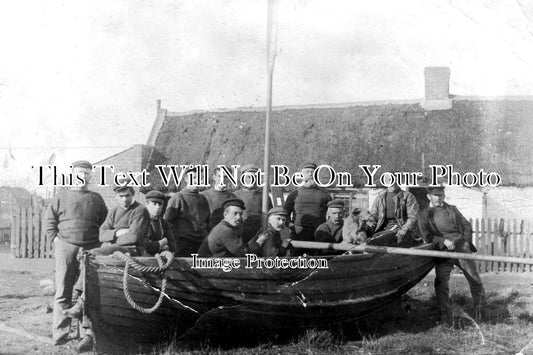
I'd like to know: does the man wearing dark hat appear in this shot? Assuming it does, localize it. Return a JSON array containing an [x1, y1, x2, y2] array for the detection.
[[165, 166, 210, 257], [251, 206, 291, 257], [234, 164, 273, 243], [201, 166, 237, 230], [198, 198, 266, 257], [284, 163, 332, 243], [97, 182, 150, 255], [143, 190, 176, 255], [44, 160, 107, 347], [418, 186, 486, 324], [314, 199, 345, 243], [367, 182, 419, 244]]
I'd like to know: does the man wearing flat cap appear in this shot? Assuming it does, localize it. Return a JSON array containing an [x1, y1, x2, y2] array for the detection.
[[201, 166, 237, 230], [250, 207, 291, 257], [234, 164, 273, 243], [314, 199, 345, 244], [284, 163, 332, 244], [367, 182, 419, 244], [165, 166, 210, 257], [143, 190, 176, 256], [44, 160, 107, 347], [97, 180, 150, 255], [198, 198, 267, 257], [418, 185, 486, 324]]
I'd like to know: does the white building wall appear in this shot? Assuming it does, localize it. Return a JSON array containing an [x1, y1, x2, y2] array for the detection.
[[441, 186, 484, 221], [485, 187, 533, 221]]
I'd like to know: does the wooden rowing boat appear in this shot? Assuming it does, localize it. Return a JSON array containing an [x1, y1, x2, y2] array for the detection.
[[84, 241, 436, 349]]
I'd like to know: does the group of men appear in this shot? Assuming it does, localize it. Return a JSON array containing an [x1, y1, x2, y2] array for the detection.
[[46, 160, 486, 351], [46, 162, 277, 351]]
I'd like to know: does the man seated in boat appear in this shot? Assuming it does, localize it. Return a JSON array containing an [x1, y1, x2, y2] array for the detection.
[[418, 185, 486, 324], [197, 198, 267, 257], [314, 199, 345, 244], [284, 163, 332, 244], [366, 182, 419, 246], [201, 166, 238, 231], [143, 190, 177, 256], [94, 182, 151, 256], [164, 166, 210, 256], [249, 206, 291, 257], [234, 164, 273, 243]]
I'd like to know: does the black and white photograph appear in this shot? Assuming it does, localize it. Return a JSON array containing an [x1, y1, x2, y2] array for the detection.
[[1, 1, 533, 354]]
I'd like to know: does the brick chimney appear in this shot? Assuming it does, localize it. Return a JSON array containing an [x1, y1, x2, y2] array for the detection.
[[422, 67, 452, 110]]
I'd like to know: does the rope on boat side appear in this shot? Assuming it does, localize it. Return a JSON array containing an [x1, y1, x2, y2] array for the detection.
[[113, 251, 174, 314], [113, 250, 174, 273]]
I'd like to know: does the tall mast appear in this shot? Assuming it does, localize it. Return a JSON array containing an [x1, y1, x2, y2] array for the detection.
[[262, 0, 278, 229]]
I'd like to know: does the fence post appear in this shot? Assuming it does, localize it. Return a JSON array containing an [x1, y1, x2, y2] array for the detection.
[[474, 219, 481, 272], [480, 218, 486, 273]]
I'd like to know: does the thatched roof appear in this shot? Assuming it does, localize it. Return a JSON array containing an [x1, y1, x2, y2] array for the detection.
[[148, 97, 533, 190]]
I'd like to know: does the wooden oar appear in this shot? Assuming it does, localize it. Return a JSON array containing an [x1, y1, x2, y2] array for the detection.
[[290, 240, 533, 265]]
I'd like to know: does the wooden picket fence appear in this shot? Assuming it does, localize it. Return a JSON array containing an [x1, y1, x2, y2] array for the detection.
[[10, 198, 51, 258], [471, 218, 533, 273]]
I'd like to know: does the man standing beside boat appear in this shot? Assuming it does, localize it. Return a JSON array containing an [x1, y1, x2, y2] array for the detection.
[[234, 164, 273, 243], [367, 182, 419, 245], [165, 167, 210, 256], [418, 186, 486, 325], [284, 163, 332, 243], [44, 160, 107, 347], [198, 198, 267, 257]]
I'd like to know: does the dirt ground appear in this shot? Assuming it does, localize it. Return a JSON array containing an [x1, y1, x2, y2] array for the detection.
[[1, 250, 533, 355]]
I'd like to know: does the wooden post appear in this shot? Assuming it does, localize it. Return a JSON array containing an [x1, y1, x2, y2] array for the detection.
[[39, 207, 45, 258], [14, 207, 21, 258], [494, 219, 501, 272], [20, 207, 27, 258], [32, 196, 40, 258], [528, 221, 533, 272], [512, 219, 518, 272], [27, 205, 34, 258], [474, 219, 481, 272], [479, 218, 485, 273]]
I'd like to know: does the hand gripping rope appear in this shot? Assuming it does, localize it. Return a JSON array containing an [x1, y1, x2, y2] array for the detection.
[[113, 251, 174, 314]]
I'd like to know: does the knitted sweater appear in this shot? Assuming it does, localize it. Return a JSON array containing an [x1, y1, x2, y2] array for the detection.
[[99, 201, 150, 246], [44, 190, 108, 246], [284, 186, 332, 227]]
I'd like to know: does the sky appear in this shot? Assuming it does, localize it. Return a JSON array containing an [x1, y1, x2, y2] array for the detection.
[[1, 0, 533, 194]]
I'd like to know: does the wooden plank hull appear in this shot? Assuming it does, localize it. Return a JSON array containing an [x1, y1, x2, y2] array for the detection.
[[85, 244, 435, 346]]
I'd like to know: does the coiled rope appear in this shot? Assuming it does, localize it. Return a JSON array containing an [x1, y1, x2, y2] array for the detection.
[[113, 251, 174, 314]]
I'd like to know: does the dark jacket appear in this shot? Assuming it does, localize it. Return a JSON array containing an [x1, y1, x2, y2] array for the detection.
[[197, 220, 262, 257], [250, 226, 288, 257], [418, 202, 474, 250], [164, 189, 210, 242], [314, 220, 343, 243], [143, 217, 177, 255], [369, 190, 419, 234]]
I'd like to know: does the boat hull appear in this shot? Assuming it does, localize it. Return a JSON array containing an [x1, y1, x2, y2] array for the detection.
[[85, 244, 435, 345]]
